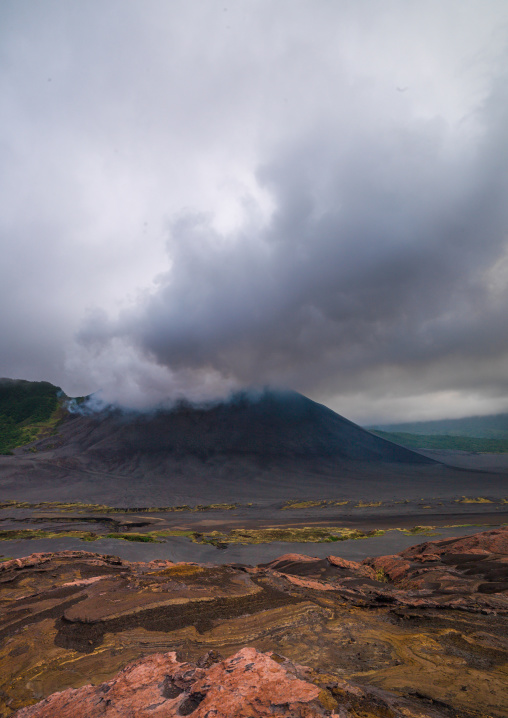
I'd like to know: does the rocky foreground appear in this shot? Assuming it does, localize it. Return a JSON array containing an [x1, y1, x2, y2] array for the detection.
[[1, 528, 507, 717]]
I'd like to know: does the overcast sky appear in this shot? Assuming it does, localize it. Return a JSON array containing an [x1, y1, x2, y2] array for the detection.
[[1, 0, 508, 423]]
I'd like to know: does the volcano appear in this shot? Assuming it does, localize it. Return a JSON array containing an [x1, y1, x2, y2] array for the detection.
[[0, 388, 503, 506], [56, 390, 433, 463]]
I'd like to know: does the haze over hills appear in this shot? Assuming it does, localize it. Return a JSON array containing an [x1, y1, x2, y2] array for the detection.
[[0, 378, 507, 506], [368, 412, 508, 454], [369, 413, 508, 438]]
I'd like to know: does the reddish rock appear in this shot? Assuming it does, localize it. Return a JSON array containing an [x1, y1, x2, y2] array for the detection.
[[262, 554, 325, 570], [0, 550, 125, 575], [266, 553, 319, 563], [410, 553, 441, 563], [12, 646, 454, 718], [272, 570, 336, 591], [400, 527, 508, 559], [353, 527, 508, 607], [327, 555, 362, 570], [252, 529, 508, 612], [142, 559, 200, 571], [14, 648, 329, 718], [61, 575, 108, 588], [327, 555, 376, 578], [364, 555, 412, 582]]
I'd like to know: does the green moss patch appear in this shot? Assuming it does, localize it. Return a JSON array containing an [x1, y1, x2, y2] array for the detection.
[[177, 526, 386, 546], [104, 532, 160, 543], [281, 499, 349, 510], [398, 526, 439, 536], [455, 496, 493, 504], [0, 529, 99, 541], [0, 500, 239, 513]]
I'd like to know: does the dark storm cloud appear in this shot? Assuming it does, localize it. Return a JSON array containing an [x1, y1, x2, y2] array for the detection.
[[80, 72, 508, 410]]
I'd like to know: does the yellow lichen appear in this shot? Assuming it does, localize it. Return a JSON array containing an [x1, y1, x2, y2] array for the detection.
[[455, 496, 493, 504]]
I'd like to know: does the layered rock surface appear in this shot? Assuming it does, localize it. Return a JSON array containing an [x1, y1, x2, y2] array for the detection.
[[1, 529, 507, 717]]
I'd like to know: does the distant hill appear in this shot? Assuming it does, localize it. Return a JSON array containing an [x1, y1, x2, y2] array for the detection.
[[370, 430, 508, 453], [368, 413, 508, 438], [367, 412, 508, 453], [0, 379, 63, 454]]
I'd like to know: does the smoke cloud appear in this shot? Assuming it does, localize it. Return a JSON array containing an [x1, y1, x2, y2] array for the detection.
[[78, 74, 508, 418]]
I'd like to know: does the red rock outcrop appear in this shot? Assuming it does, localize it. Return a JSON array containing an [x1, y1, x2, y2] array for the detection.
[[255, 528, 508, 612], [13, 648, 324, 717], [363, 554, 412, 582], [327, 555, 375, 578], [0, 550, 125, 574], [13, 646, 451, 718], [400, 526, 508, 558], [359, 527, 508, 603]]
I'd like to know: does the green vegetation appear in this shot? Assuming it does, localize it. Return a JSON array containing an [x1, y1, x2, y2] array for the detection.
[[282, 500, 328, 510], [0, 528, 166, 543], [0, 500, 239, 513], [281, 499, 349, 510], [442, 523, 487, 528], [177, 526, 386, 545], [398, 525, 439, 536], [0, 520, 500, 547], [105, 532, 160, 542], [0, 525, 387, 545], [0, 379, 63, 454], [0, 529, 98, 541], [371, 430, 508, 453]]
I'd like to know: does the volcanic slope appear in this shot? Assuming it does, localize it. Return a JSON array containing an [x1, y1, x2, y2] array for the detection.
[[0, 390, 504, 505]]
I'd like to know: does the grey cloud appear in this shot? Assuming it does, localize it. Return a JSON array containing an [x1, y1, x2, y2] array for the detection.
[[79, 71, 508, 409]]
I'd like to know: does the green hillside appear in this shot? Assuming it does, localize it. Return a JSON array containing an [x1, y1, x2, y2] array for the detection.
[[368, 410, 508, 453], [0, 379, 64, 454], [369, 413, 508, 439], [372, 430, 508, 453]]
